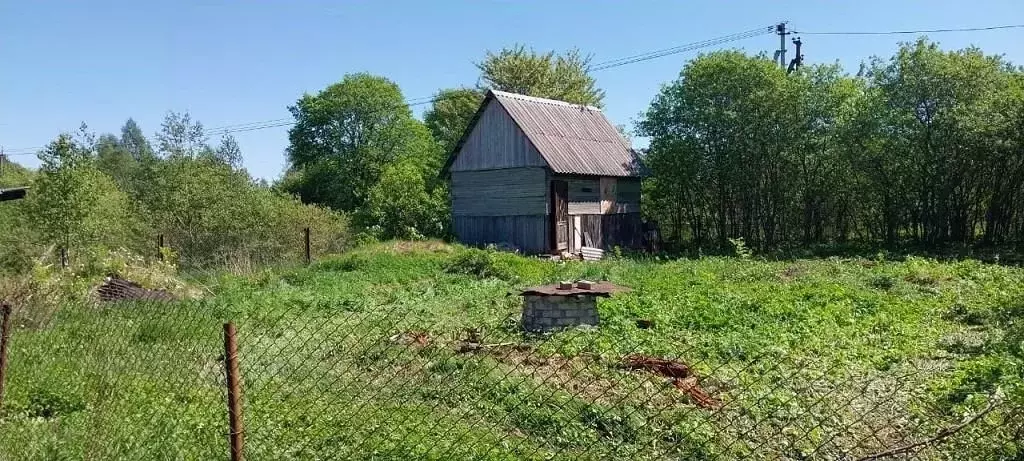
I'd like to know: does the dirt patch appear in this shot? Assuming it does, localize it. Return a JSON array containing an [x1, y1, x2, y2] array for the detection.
[[390, 330, 431, 347], [622, 354, 720, 409], [779, 265, 808, 282], [390, 241, 452, 254]]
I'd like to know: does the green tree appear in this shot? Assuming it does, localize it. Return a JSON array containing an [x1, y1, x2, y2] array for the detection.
[[638, 51, 802, 248], [423, 87, 483, 153], [0, 159, 37, 271], [215, 134, 243, 168], [27, 133, 142, 263], [121, 118, 154, 162], [285, 73, 442, 212], [156, 111, 208, 159], [359, 159, 448, 240], [476, 45, 604, 107], [95, 133, 137, 191]]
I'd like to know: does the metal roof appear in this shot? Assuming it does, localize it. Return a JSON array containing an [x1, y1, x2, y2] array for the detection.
[[442, 90, 644, 177], [0, 186, 28, 202], [520, 281, 630, 297]]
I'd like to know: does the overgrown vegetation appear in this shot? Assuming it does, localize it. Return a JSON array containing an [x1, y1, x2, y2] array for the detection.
[[1, 35, 1022, 460], [0, 242, 1020, 459], [0, 116, 348, 272], [640, 39, 1024, 250]]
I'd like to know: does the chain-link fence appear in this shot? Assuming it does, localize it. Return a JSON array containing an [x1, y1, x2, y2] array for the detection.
[[0, 248, 1022, 460]]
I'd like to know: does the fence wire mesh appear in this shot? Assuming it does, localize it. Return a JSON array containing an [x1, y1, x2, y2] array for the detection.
[[0, 244, 1021, 460]]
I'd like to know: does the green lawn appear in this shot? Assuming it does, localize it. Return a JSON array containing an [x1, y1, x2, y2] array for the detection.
[[1, 241, 1022, 460]]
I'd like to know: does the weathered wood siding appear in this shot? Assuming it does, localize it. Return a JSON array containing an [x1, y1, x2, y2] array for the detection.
[[451, 168, 547, 217], [551, 176, 601, 215], [449, 100, 546, 172], [452, 215, 548, 254], [577, 213, 643, 249], [611, 178, 641, 213]]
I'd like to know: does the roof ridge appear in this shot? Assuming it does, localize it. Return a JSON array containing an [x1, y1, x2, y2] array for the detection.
[[489, 90, 602, 112]]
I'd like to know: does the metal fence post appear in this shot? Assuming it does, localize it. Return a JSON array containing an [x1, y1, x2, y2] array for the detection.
[[158, 234, 165, 262], [304, 227, 311, 265], [59, 248, 68, 269], [0, 302, 12, 411], [223, 322, 245, 461]]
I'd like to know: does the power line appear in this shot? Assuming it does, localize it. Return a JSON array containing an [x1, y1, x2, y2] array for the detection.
[[5, 24, 782, 149], [793, 23, 1024, 36], [589, 25, 776, 71]]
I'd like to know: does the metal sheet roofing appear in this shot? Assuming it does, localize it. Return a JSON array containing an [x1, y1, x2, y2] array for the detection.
[[490, 91, 643, 177], [441, 90, 643, 177]]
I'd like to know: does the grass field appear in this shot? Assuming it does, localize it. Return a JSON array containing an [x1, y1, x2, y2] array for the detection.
[[0, 241, 1022, 460]]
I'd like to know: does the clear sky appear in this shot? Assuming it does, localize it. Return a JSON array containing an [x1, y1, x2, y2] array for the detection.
[[2, 1, 1022, 180]]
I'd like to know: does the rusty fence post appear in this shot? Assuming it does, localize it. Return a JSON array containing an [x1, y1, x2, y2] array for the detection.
[[0, 302, 12, 411], [304, 227, 311, 265], [223, 322, 245, 461]]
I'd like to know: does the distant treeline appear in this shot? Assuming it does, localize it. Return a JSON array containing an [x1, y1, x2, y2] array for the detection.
[[3, 39, 1021, 273], [639, 39, 1024, 250]]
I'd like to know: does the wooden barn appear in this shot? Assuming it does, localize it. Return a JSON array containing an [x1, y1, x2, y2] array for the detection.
[[441, 90, 644, 255]]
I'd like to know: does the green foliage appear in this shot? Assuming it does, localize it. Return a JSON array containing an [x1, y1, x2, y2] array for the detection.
[[26, 133, 148, 263], [284, 73, 448, 239], [476, 45, 604, 107], [144, 156, 349, 268], [0, 160, 37, 271], [359, 159, 448, 240], [639, 40, 1024, 249], [443, 247, 513, 280], [423, 87, 484, 153], [4, 243, 1022, 459], [285, 74, 435, 211], [728, 237, 752, 259]]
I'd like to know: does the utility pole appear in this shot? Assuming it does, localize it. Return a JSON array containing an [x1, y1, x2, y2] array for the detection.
[[787, 37, 804, 74], [775, 23, 789, 69], [0, 146, 5, 177]]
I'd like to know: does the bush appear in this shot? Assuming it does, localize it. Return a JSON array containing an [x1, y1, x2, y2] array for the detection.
[[443, 248, 513, 280]]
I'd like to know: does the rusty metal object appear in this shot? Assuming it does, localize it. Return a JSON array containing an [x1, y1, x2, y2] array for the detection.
[[223, 322, 245, 461], [521, 281, 629, 297], [0, 302, 11, 411], [96, 277, 176, 303], [304, 227, 311, 265], [623, 354, 720, 409]]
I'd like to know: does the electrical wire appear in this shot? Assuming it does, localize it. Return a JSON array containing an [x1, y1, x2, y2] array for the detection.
[[793, 23, 1024, 35], [4, 24, 779, 150], [588, 25, 777, 71]]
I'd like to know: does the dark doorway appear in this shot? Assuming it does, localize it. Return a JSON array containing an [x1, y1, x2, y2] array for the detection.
[[550, 180, 569, 253]]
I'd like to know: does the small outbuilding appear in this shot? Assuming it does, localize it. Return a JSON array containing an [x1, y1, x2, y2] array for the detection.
[[441, 90, 645, 255]]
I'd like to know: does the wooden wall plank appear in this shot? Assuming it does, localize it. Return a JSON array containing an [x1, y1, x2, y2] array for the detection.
[[450, 101, 547, 172], [452, 215, 549, 253]]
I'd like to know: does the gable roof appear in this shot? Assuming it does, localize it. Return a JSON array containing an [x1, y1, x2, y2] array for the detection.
[[442, 90, 643, 177]]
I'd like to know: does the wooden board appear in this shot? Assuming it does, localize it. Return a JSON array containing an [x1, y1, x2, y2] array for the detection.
[[551, 180, 569, 252], [581, 246, 604, 261]]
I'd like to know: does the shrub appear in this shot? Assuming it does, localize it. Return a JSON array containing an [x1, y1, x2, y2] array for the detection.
[[443, 248, 512, 280]]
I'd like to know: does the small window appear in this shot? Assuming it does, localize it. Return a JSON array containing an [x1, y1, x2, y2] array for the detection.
[[581, 187, 593, 193]]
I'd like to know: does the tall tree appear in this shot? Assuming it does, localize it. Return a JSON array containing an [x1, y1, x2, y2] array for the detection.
[[121, 118, 155, 162], [95, 133, 137, 191], [638, 51, 802, 248], [423, 88, 484, 153], [215, 134, 243, 168], [285, 73, 441, 212], [476, 45, 604, 107], [157, 111, 208, 159], [28, 133, 141, 261]]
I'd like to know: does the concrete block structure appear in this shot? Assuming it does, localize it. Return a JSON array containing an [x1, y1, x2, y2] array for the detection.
[[519, 281, 629, 332]]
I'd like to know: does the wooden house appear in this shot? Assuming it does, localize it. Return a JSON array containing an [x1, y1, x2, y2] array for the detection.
[[441, 90, 644, 254]]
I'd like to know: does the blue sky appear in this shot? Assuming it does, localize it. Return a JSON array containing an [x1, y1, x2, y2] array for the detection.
[[2, 1, 1022, 180]]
